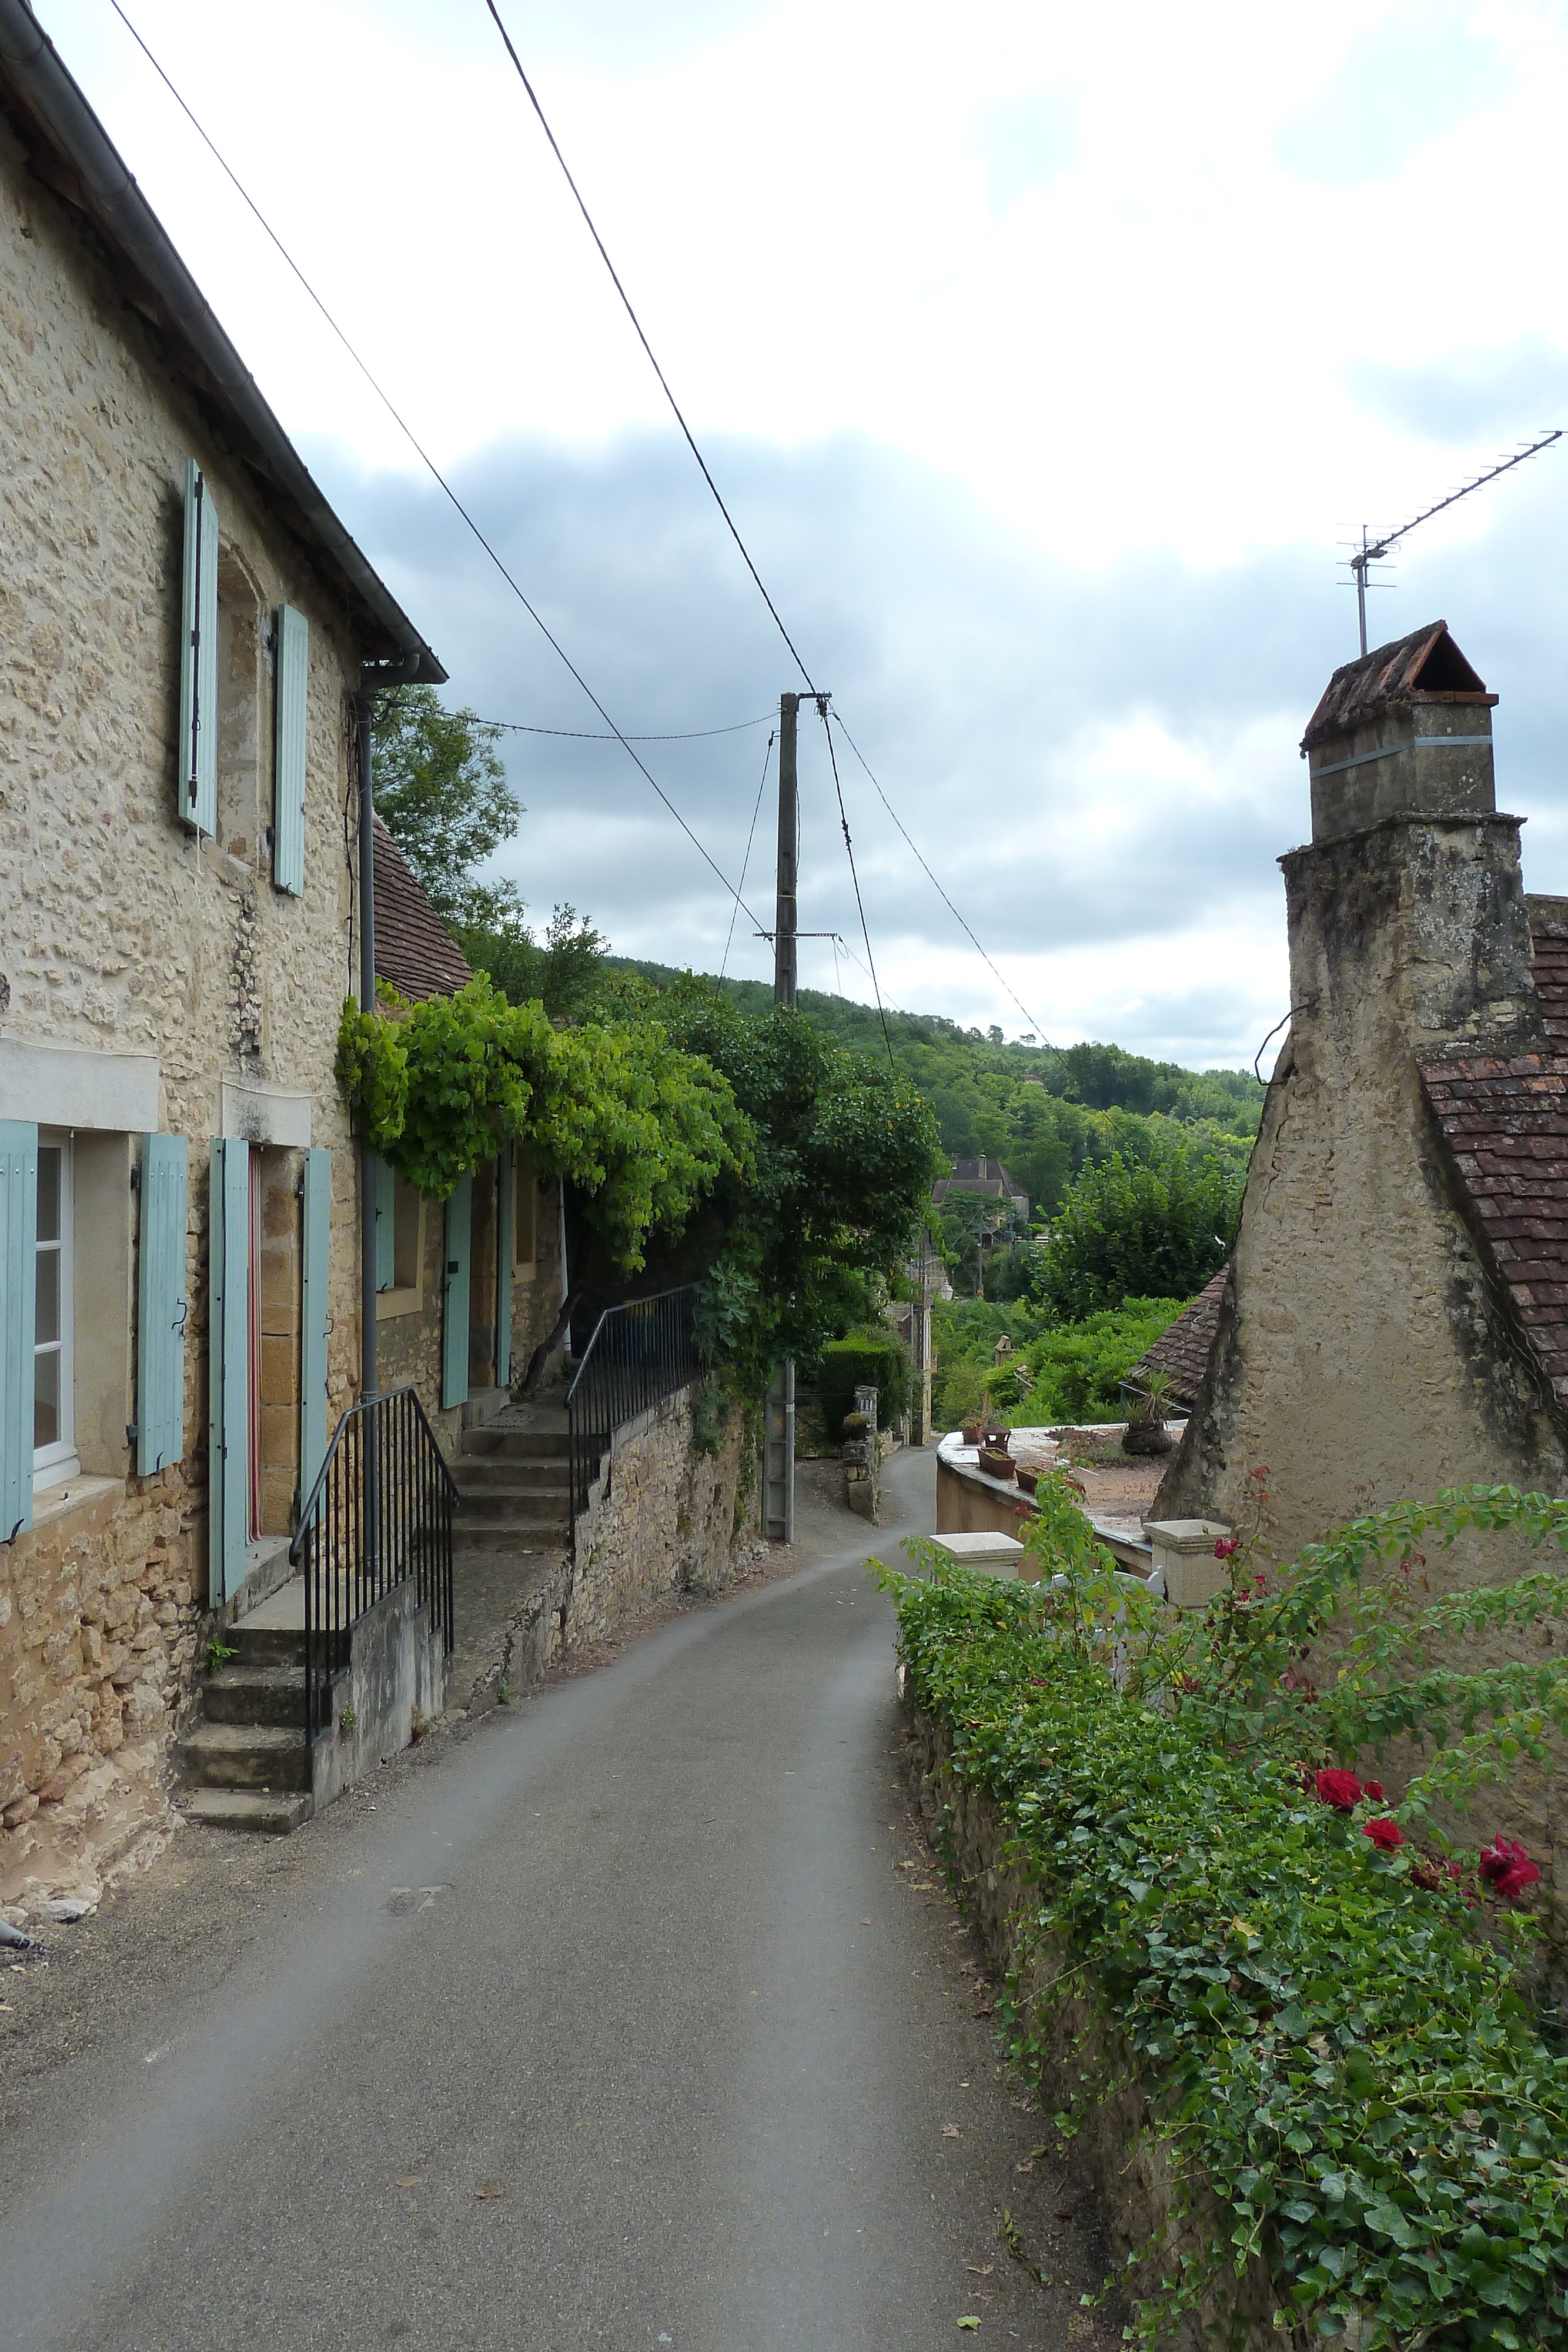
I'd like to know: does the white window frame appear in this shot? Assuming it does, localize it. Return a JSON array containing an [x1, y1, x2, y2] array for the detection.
[[34, 1128, 79, 1490]]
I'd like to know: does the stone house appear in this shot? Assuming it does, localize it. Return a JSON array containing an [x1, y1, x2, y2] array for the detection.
[[1155, 619, 1568, 1930], [0, 13, 491, 1902], [368, 813, 567, 1445]]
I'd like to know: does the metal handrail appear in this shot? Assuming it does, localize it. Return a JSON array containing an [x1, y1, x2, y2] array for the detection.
[[564, 1286, 700, 1534], [289, 1384, 459, 1742]]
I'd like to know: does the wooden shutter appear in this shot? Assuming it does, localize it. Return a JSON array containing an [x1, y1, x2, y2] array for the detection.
[[136, 1134, 189, 1476], [272, 603, 308, 895], [375, 1157, 395, 1292], [177, 459, 219, 834], [495, 1144, 513, 1390], [208, 1138, 249, 1603], [442, 1175, 472, 1409], [300, 1147, 330, 1506], [0, 1122, 38, 1542]]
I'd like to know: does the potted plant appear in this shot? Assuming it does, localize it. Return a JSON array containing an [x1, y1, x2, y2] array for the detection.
[[1122, 1370, 1175, 1456]]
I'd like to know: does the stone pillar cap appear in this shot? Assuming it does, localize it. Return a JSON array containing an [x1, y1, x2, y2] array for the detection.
[[1144, 1517, 1232, 1553]]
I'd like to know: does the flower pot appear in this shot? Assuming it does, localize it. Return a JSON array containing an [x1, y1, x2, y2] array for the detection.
[[979, 1446, 1016, 1482], [961, 1423, 984, 1446], [1015, 1466, 1039, 1496]]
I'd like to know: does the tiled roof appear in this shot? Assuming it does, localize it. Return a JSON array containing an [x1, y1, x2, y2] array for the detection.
[[1417, 902, 1568, 1399], [1300, 620, 1493, 753], [1124, 1267, 1229, 1412], [372, 815, 473, 1002]]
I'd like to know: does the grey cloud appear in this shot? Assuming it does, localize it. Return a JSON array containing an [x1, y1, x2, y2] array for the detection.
[[1348, 341, 1568, 447], [307, 422, 1568, 1055]]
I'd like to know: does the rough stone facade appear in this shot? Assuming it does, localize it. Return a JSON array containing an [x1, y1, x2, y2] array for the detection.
[[567, 1388, 758, 1645], [1155, 797, 1568, 1941], [0, 108, 402, 1904]]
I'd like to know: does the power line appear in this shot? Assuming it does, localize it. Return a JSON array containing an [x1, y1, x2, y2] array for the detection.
[[831, 712, 1049, 1042], [106, 0, 764, 934], [722, 731, 774, 980], [484, 1, 818, 697], [817, 701, 894, 1072], [477, 711, 774, 743]]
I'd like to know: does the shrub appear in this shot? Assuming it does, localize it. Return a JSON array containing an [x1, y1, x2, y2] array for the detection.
[[881, 1478, 1568, 2350], [818, 1331, 911, 1436], [1038, 1147, 1242, 1319], [1000, 1295, 1190, 1425]]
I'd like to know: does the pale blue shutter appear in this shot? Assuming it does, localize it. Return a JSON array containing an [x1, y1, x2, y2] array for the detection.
[[136, 1134, 189, 1476], [208, 1138, 249, 1603], [0, 1122, 38, 1542], [442, 1175, 472, 1409], [375, 1157, 395, 1291], [300, 1147, 330, 1506], [495, 1145, 513, 1389], [177, 459, 219, 834], [272, 603, 308, 895]]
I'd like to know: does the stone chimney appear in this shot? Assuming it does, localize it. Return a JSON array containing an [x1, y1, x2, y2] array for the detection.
[[1302, 619, 1497, 843], [1286, 622, 1537, 1055]]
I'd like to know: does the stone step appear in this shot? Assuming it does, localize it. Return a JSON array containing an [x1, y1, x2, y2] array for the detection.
[[181, 1722, 312, 1793], [200, 1663, 305, 1729], [452, 1530, 571, 1562], [455, 1491, 571, 1527], [227, 1620, 307, 1669], [460, 1425, 567, 1460], [452, 1455, 569, 1492], [183, 1788, 314, 1836]]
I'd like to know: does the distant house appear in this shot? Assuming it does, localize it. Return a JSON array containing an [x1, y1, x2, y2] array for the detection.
[[931, 1156, 1030, 1223]]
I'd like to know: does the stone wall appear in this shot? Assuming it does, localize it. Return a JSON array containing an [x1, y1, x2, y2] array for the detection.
[[0, 116, 376, 1906], [566, 1388, 758, 1649], [903, 1705, 1291, 2352]]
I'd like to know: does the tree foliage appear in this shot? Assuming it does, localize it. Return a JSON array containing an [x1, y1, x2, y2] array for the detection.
[[372, 687, 521, 931], [1038, 1145, 1242, 1318]]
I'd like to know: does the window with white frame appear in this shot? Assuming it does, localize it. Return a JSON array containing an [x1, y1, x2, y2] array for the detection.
[[34, 1131, 78, 1488]]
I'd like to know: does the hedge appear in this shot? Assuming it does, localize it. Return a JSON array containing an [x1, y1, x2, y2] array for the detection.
[[883, 1479, 1568, 2350], [819, 1332, 911, 1437]]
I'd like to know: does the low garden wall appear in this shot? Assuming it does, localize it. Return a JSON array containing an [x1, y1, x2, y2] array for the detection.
[[887, 1483, 1568, 2351]]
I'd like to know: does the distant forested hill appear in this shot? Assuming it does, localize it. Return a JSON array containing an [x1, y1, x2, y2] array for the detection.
[[605, 958, 1264, 1219]]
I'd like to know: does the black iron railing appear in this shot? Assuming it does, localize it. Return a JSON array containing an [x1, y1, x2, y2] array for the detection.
[[565, 1287, 700, 1533], [289, 1385, 458, 1740]]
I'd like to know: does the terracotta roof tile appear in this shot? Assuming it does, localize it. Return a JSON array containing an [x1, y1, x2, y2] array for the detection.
[[1123, 1266, 1229, 1413], [372, 814, 473, 1002], [1416, 902, 1568, 1394], [1299, 620, 1495, 752]]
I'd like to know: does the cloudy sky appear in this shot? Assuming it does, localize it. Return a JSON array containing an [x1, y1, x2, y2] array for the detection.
[[41, 0, 1568, 1067]]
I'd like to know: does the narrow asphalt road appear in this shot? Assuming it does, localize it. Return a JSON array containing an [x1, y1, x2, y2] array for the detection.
[[1, 1451, 1114, 2352]]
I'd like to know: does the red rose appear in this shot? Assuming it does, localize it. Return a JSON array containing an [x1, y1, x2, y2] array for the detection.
[[1362, 1818, 1403, 1851], [1213, 1536, 1239, 1559], [1479, 1836, 1542, 1902], [1364, 1780, 1384, 1801], [1315, 1768, 1362, 1810]]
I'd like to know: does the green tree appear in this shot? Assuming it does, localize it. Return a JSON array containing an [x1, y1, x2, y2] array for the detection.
[[1037, 1147, 1241, 1319], [372, 686, 521, 930]]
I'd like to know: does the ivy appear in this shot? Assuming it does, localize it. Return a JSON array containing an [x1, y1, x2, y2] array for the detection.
[[881, 1479, 1568, 2350], [335, 978, 749, 1271]]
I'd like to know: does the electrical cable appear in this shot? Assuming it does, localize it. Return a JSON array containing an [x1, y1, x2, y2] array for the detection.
[[478, 712, 773, 743], [830, 711, 1049, 1043], [722, 731, 774, 981], [483, 0, 818, 697], [106, 0, 764, 934], [817, 700, 894, 1073]]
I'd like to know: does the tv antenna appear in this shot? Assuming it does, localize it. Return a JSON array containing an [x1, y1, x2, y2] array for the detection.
[[1344, 428, 1562, 656]]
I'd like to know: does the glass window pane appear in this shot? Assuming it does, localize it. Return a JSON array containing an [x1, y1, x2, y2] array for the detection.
[[35, 1247, 59, 1345], [34, 1348, 59, 1450], [36, 1147, 61, 1245]]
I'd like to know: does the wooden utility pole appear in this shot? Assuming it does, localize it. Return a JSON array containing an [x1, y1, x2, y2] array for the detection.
[[773, 691, 799, 1008], [763, 689, 801, 1542]]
